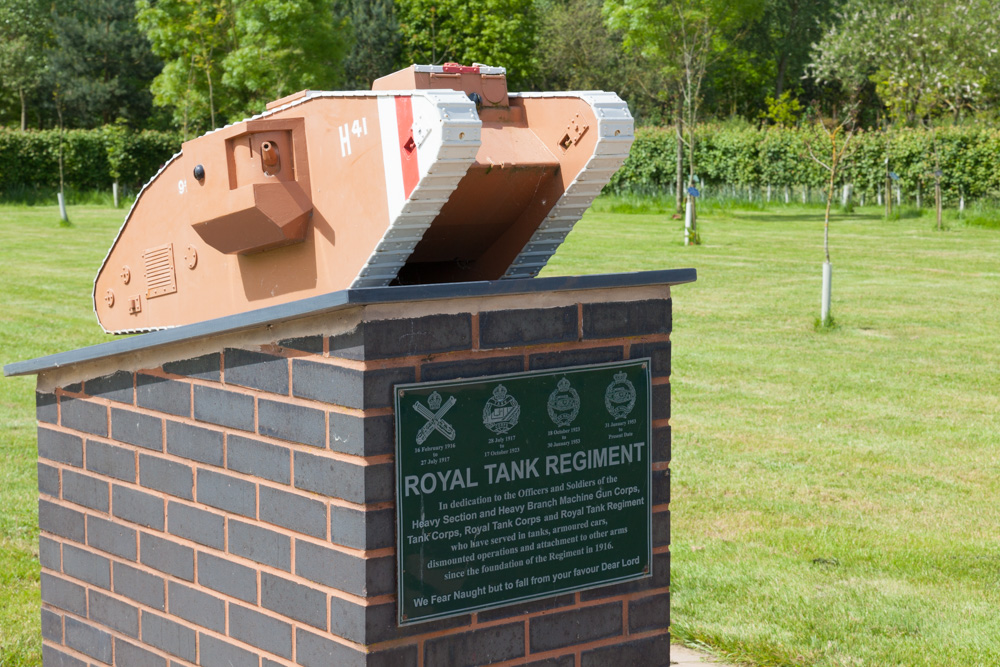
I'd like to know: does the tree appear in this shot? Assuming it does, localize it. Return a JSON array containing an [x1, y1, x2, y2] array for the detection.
[[810, 0, 1000, 125], [605, 0, 764, 218], [0, 0, 48, 130], [341, 0, 401, 89], [137, 0, 347, 136], [48, 0, 162, 128], [396, 0, 539, 89]]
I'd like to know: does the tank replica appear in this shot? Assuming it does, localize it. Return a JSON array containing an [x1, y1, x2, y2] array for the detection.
[[93, 64, 634, 333]]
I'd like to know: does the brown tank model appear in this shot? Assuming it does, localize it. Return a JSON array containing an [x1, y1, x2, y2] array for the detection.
[[93, 64, 634, 333]]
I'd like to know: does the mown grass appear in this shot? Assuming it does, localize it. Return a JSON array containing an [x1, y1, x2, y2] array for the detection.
[[1, 198, 999, 665], [544, 197, 1000, 666]]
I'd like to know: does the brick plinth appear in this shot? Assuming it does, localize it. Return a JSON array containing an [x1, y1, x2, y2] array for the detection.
[[33, 287, 672, 667]]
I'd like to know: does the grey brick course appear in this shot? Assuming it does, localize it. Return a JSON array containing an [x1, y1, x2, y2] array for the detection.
[[652, 425, 670, 461], [292, 360, 414, 409], [167, 581, 225, 633], [37, 391, 58, 424], [278, 334, 323, 354], [420, 355, 525, 383], [40, 607, 63, 641], [425, 623, 525, 666], [328, 412, 393, 457], [38, 427, 83, 467], [62, 470, 109, 512], [62, 544, 111, 589], [39, 499, 85, 543], [141, 611, 196, 662], [630, 340, 671, 376], [580, 633, 671, 667], [291, 360, 362, 407], [167, 501, 225, 549], [653, 382, 670, 420], [137, 374, 191, 417], [295, 540, 393, 597], [582, 299, 672, 339], [40, 573, 87, 616], [140, 532, 194, 582], [476, 594, 575, 622], [259, 486, 326, 538], [110, 408, 163, 451], [523, 657, 575, 667], [64, 615, 113, 663], [198, 633, 258, 667], [258, 398, 325, 447], [629, 592, 670, 632], [85, 439, 137, 481], [193, 385, 255, 431], [227, 434, 290, 484], [528, 345, 624, 370], [529, 603, 622, 652], [87, 515, 137, 560], [229, 604, 293, 658], [60, 397, 108, 436], [480, 306, 578, 348], [359, 314, 474, 359], [162, 353, 221, 381], [85, 371, 134, 405], [41, 644, 87, 667], [139, 454, 193, 500], [89, 589, 139, 637], [197, 551, 257, 603], [37, 462, 59, 498], [329, 505, 394, 550], [165, 420, 223, 465], [261, 572, 327, 629], [228, 520, 290, 570], [114, 561, 165, 610], [114, 638, 167, 667], [653, 468, 669, 505], [328, 597, 468, 644], [653, 510, 670, 547], [112, 484, 164, 530], [224, 348, 289, 394], [38, 535, 61, 570], [196, 469, 256, 518], [294, 628, 365, 667], [294, 451, 394, 504]]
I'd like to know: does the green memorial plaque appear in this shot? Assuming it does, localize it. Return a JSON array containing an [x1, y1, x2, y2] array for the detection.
[[394, 359, 652, 624]]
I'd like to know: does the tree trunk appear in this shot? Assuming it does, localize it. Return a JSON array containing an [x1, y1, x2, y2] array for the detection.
[[19, 87, 27, 132]]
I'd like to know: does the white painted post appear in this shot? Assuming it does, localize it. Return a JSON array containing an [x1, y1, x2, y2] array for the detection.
[[784, 186, 790, 204], [960, 194, 965, 212], [802, 186, 808, 204], [821, 262, 832, 324], [841, 184, 852, 206], [113, 181, 119, 208], [684, 197, 693, 246], [896, 185, 901, 206], [57, 192, 68, 222], [877, 191, 883, 206], [767, 184, 772, 202]]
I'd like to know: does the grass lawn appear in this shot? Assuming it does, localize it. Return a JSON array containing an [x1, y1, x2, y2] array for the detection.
[[2, 199, 999, 665]]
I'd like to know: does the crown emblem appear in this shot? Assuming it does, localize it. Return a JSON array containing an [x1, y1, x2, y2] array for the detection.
[[428, 391, 442, 411]]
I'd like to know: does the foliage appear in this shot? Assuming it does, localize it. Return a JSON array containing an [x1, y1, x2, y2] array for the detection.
[[396, 0, 539, 89], [0, 127, 179, 193], [341, 0, 402, 89], [0, 0, 49, 130], [761, 91, 802, 126], [136, 0, 347, 137], [810, 0, 1000, 124], [47, 0, 162, 129], [607, 123, 1000, 206]]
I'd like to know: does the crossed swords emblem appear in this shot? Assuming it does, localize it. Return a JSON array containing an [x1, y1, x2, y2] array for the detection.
[[414, 392, 457, 444]]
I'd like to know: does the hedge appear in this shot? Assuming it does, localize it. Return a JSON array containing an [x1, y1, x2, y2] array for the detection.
[[3, 124, 999, 205], [0, 127, 180, 193], [609, 124, 1000, 204]]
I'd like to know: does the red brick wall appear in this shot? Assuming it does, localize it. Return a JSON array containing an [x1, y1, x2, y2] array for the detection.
[[35, 295, 672, 667]]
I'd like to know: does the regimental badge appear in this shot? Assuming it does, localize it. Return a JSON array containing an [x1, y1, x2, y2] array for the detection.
[[413, 391, 457, 445], [604, 371, 636, 419], [547, 377, 580, 427], [482, 384, 520, 434]]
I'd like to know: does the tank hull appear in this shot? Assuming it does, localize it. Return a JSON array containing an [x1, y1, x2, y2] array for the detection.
[[93, 76, 633, 333]]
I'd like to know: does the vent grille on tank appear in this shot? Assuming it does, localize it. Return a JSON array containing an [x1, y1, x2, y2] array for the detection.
[[143, 243, 177, 299]]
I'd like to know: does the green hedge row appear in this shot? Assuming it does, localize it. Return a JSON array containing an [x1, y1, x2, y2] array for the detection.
[[0, 127, 181, 193], [609, 125, 1000, 202]]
